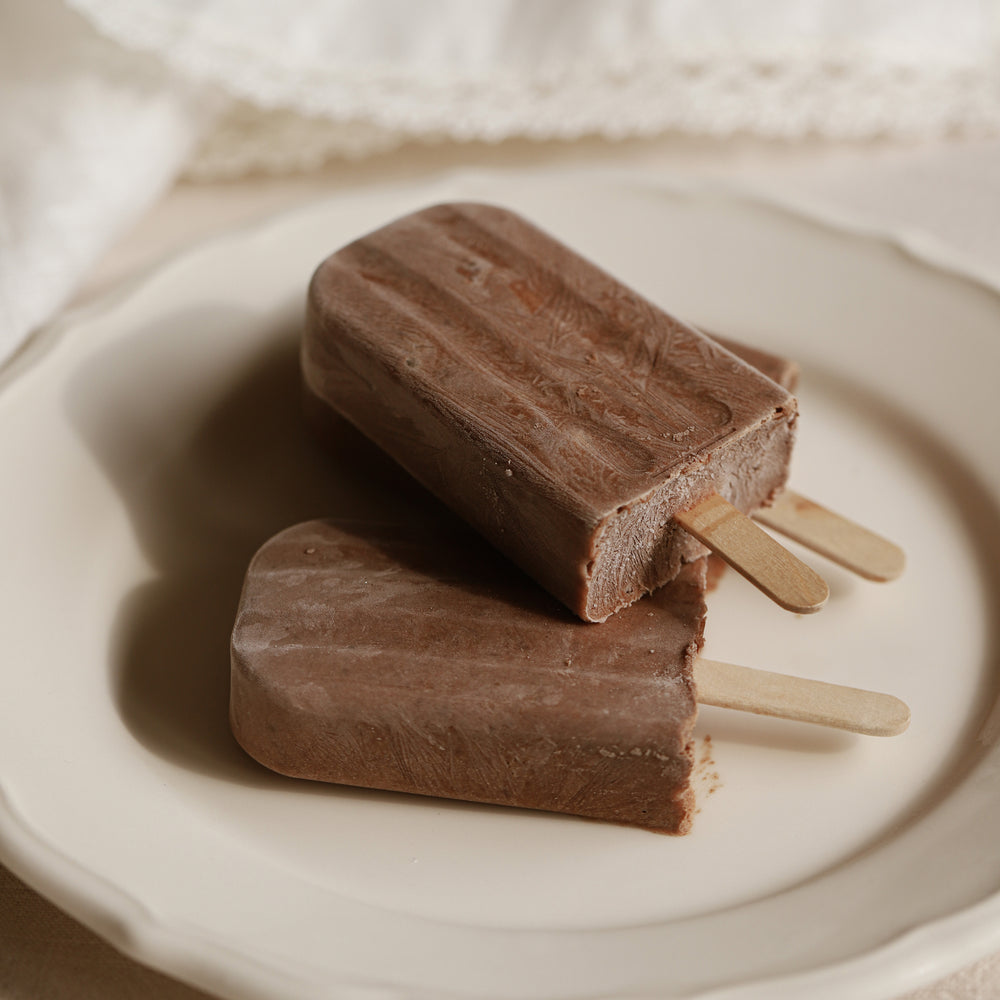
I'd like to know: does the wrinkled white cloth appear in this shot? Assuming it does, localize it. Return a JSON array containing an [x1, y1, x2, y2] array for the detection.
[[3, 0, 1000, 364], [0, 0, 216, 364]]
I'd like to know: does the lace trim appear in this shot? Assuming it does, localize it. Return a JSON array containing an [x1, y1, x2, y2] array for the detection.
[[188, 60, 1000, 179], [66, 0, 1000, 177]]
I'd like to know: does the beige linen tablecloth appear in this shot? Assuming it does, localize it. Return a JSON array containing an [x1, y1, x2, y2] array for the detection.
[[3, 134, 1000, 1000]]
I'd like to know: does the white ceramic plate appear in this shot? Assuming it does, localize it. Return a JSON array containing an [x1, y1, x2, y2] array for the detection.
[[2, 170, 1000, 1000]]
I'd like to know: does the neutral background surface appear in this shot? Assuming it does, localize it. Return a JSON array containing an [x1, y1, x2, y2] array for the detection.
[[3, 132, 1000, 999]]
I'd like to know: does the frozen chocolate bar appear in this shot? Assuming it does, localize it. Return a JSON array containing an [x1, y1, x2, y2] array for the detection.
[[231, 517, 705, 833], [230, 517, 908, 835], [303, 203, 822, 622]]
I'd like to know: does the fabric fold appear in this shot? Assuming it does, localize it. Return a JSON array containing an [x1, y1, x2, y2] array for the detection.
[[0, 0, 219, 363]]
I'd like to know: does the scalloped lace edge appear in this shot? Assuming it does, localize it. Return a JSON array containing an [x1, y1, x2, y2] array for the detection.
[[65, 0, 1000, 177]]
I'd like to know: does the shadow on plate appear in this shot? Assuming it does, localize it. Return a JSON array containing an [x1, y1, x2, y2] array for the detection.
[[796, 366, 1000, 825], [63, 304, 436, 786]]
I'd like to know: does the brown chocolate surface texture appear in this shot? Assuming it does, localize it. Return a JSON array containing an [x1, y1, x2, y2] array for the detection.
[[231, 517, 707, 834], [303, 202, 797, 622], [709, 333, 800, 394]]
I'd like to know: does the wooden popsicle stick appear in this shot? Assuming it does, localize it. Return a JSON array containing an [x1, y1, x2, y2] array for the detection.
[[674, 494, 829, 614], [754, 489, 905, 582], [694, 658, 910, 737]]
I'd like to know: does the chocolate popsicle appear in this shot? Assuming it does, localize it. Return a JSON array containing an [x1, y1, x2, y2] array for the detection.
[[231, 517, 706, 834], [303, 203, 825, 623], [230, 518, 908, 835]]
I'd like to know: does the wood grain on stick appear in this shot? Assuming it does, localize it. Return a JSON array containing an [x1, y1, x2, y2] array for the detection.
[[674, 494, 829, 614], [754, 489, 905, 582], [694, 659, 910, 737]]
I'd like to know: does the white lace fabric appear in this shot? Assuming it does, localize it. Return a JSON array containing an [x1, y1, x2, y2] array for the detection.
[[3, 0, 1000, 362], [68, 0, 1000, 176]]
